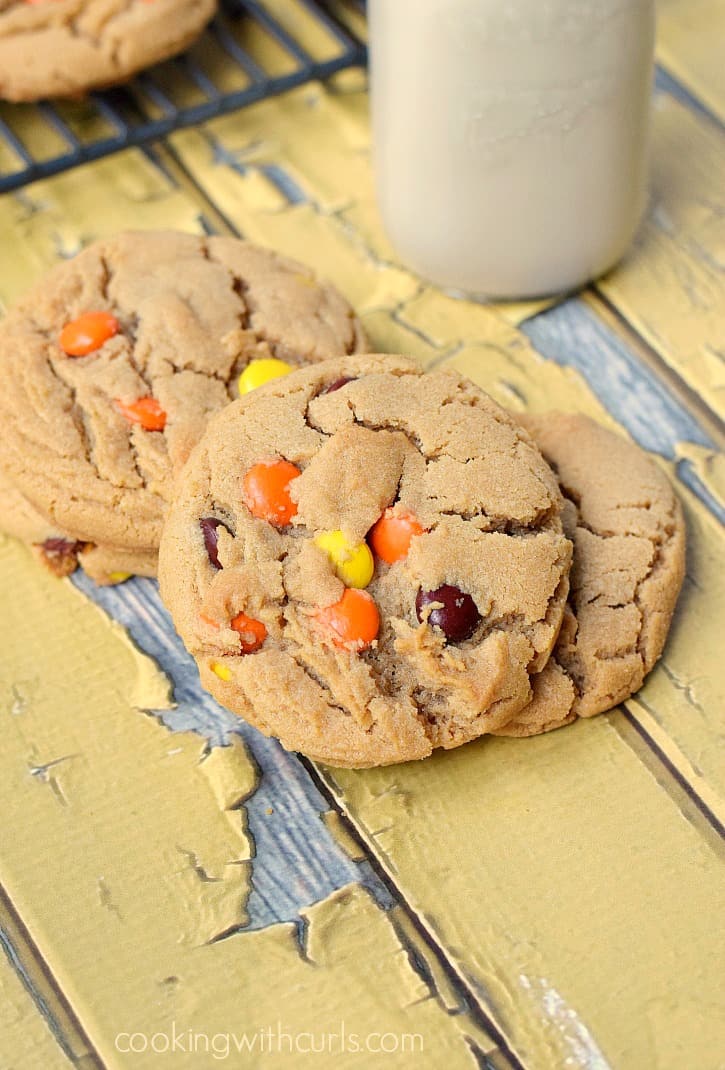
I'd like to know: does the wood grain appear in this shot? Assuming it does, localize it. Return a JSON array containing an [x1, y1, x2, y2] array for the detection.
[[320, 716, 725, 1070], [657, 0, 725, 120], [597, 91, 725, 420]]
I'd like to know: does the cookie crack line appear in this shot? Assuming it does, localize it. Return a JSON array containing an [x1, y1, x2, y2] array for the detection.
[[68, 0, 140, 58], [295, 657, 357, 722], [632, 501, 680, 668], [263, 371, 569, 647], [348, 410, 557, 533], [39, 341, 100, 483], [78, 252, 162, 493], [204, 238, 354, 387], [485, 408, 688, 739], [566, 485, 680, 674]]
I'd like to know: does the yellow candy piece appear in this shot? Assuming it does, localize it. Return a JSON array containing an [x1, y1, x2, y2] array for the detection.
[[238, 358, 292, 395], [210, 661, 232, 682], [108, 571, 131, 584], [314, 529, 374, 589]]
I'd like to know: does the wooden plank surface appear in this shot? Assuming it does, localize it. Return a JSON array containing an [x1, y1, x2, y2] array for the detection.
[[0, 931, 74, 1070], [0, 535, 511, 1070], [0, 16, 723, 1070], [656, 0, 725, 120], [321, 718, 725, 1070], [0, 533, 504, 1070], [596, 91, 725, 420]]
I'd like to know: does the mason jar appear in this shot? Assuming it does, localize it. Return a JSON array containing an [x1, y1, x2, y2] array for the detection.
[[368, 0, 655, 299]]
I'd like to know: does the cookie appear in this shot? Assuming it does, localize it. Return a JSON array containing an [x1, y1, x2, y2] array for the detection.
[[495, 413, 686, 737], [0, 230, 367, 583], [158, 354, 573, 767], [0, 466, 159, 579], [0, 0, 216, 102]]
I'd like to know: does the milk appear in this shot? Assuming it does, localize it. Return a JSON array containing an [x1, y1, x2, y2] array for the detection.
[[369, 0, 655, 299]]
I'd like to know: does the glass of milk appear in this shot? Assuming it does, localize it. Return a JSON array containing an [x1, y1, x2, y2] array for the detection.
[[368, 0, 655, 300]]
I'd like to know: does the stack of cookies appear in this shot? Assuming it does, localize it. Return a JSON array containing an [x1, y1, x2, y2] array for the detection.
[[0, 233, 685, 768]]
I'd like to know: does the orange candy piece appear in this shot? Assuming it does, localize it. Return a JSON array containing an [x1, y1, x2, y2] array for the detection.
[[242, 460, 301, 527], [59, 311, 119, 356], [230, 612, 267, 654], [369, 507, 425, 564], [200, 611, 266, 654], [115, 396, 167, 432], [313, 588, 380, 651]]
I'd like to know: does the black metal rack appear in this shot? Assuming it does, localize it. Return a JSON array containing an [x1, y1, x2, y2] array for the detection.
[[0, 0, 366, 194]]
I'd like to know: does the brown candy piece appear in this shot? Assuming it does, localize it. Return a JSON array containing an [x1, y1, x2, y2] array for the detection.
[[416, 584, 481, 643], [322, 376, 355, 394], [199, 517, 230, 570]]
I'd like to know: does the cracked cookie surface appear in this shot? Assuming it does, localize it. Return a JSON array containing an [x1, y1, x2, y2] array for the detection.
[[495, 413, 686, 737], [0, 229, 366, 581], [159, 355, 573, 767], [0, 0, 216, 102]]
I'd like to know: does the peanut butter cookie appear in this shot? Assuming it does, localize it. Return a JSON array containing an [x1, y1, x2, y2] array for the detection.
[[0, 0, 216, 102], [496, 414, 686, 737], [158, 355, 573, 767], [0, 230, 367, 582]]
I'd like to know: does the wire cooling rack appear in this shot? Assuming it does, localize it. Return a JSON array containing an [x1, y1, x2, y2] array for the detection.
[[0, 0, 366, 193]]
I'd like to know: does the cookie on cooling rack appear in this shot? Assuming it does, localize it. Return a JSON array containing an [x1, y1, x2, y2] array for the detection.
[[0, 0, 217, 102]]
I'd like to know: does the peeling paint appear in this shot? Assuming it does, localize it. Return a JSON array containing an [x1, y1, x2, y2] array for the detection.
[[519, 976, 611, 1070], [320, 810, 367, 863], [323, 717, 725, 1070]]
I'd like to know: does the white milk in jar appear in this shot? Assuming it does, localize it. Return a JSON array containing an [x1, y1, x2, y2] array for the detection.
[[369, 0, 655, 299]]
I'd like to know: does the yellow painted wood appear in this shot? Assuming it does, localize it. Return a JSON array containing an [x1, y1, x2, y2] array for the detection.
[[259, 0, 349, 62], [657, 0, 725, 120], [674, 440, 725, 512], [598, 92, 725, 419], [0, 150, 207, 313], [0, 534, 500, 1068], [0, 934, 73, 1070], [320, 811, 368, 862], [583, 289, 725, 457], [321, 0, 368, 42], [321, 716, 725, 1070], [0, 884, 99, 1068], [0, 99, 116, 167]]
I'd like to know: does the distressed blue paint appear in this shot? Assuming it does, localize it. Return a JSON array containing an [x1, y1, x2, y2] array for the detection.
[[655, 67, 724, 131], [200, 123, 309, 205], [71, 571, 389, 929], [521, 297, 724, 523], [261, 163, 308, 204]]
